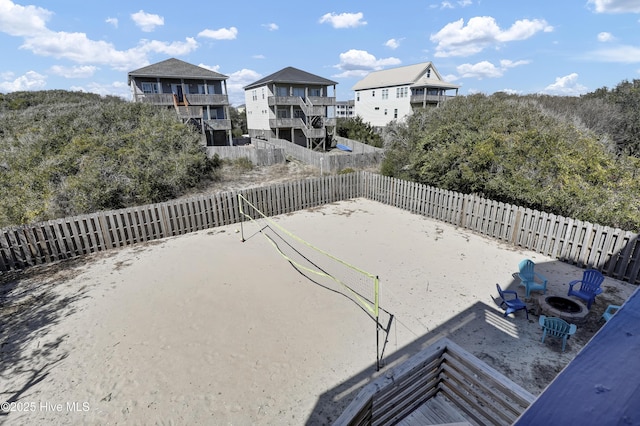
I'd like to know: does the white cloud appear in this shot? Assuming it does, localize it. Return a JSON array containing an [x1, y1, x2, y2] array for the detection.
[[137, 38, 198, 56], [49, 64, 98, 78], [0, 0, 51, 37], [252, 54, 266, 59], [131, 10, 164, 32], [106, 17, 118, 28], [0, 1, 198, 73], [319, 12, 367, 29], [430, 16, 553, 57], [588, 0, 640, 13], [384, 38, 402, 49], [0, 70, 47, 92], [597, 31, 615, 42], [70, 81, 130, 99], [227, 68, 263, 105], [263, 23, 278, 31], [542, 73, 588, 96], [198, 27, 238, 40], [197, 63, 222, 73], [456, 59, 530, 79], [457, 61, 503, 78], [20, 30, 198, 71], [584, 45, 640, 62], [336, 49, 401, 72]]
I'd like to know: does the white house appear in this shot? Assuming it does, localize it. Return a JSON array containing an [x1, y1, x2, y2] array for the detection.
[[352, 62, 459, 128], [244, 67, 337, 151]]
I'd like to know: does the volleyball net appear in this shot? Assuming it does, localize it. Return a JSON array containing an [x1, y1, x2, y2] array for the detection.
[[237, 194, 379, 318], [237, 194, 393, 370]]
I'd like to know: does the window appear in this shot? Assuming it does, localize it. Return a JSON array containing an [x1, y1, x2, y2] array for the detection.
[[277, 109, 289, 119], [372, 90, 375, 97], [261, 88, 265, 99], [356, 93, 360, 102], [309, 88, 321, 97], [384, 109, 387, 115], [252, 90, 257, 101], [292, 87, 305, 98], [396, 87, 408, 98], [374, 107, 379, 110], [426, 69, 431, 78], [394, 108, 398, 119], [142, 82, 159, 94], [382, 89, 388, 100], [276, 86, 288, 96]]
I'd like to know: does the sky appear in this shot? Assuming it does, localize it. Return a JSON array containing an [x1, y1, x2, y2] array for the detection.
[[1, 0, 640, 106]]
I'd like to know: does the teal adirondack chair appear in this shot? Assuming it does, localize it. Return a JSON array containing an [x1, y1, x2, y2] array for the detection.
[[602, 304, 621, 322], [517, 259, 548, 297], [539, 315, 577, 352]]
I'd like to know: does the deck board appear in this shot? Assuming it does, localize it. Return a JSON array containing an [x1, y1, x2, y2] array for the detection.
[[397, 395, 471, 425]]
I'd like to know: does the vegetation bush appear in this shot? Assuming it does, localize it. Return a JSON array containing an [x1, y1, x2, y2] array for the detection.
[[0, 91, 220, 227], [336, 116, 383, 148], [338, 168, 356, 175], [381, 91, 640, 231]]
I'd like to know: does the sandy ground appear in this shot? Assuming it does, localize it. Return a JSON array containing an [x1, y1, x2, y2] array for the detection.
[[1, 198, 636, 425]]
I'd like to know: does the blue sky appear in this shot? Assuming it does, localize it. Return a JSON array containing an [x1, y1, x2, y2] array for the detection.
[[1, 0, 640, 106]]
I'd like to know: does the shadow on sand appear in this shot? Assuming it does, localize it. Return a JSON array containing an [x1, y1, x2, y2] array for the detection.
[[0, 259, 89, 419], [304, 259, 631, 425]]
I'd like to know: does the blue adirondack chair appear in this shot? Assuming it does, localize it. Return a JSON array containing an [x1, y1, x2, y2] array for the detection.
[[496, 283, 529, 319], [517, 259, 548, 297], [539, 315, 577, 352], [567, 269, 604, 309], [602, 304, 621, 322]]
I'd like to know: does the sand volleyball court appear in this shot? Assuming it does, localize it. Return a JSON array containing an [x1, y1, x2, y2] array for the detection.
[[1, 198, 634, 425]]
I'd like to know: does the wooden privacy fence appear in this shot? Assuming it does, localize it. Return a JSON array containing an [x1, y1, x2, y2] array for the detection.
[[1, 171, 639, 284]]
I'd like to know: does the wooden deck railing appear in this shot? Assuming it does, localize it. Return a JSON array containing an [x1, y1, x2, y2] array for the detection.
[[1, 172, 639, 283], [334, 337, 535, 426]]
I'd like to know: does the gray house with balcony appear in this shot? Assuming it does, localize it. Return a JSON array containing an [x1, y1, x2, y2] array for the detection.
[[244, 67, 337, 151], [128, 58, 232, 146]]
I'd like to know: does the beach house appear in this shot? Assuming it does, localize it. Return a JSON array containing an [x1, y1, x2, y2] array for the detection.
[[352, 62, 460, 128], [128, 58, 233, 146], [244, 67, 337, 151]]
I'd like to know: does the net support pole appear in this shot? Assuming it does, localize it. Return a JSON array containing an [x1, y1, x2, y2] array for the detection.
[[376, 316, 380, 371], [375, 275, 380, 371]]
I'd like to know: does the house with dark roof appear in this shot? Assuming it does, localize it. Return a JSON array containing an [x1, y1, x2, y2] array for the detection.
[[244, 67, 337, 151], [352, 62, 460, 128], [128, 58, 232, 146]]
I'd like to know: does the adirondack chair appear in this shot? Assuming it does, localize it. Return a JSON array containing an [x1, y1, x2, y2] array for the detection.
[[539, 315, 577, 352], [567, 269, 604, 309], [496, 283, 529, 319], [602, 304, 621, 322], [517, 259, 548, 297]]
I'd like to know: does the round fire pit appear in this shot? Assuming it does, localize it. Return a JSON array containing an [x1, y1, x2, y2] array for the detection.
[[536, 295, 588, 324]]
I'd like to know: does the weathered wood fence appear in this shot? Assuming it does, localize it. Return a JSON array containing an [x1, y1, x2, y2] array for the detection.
[[1, 172, 639, 284]]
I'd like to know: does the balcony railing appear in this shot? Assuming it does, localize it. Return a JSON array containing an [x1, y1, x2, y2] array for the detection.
[[205, 119, 232, 130], [410, 94, 456, 104], [268, 96, 335, 107], [138, 93, 175, 105], [176, 106, 203, 119], [269, 118, 304, 128], [308, 96, 335, 106], [301, 127, 325, 139], [184, 94, 229, 106], [136, 93, 228, 106]]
